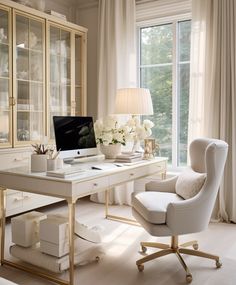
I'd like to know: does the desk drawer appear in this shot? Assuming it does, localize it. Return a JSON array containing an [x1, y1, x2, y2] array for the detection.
[[148, 161, 166, 175], [109, 167, 146, 185], [76, 176, 109, 196], [0, 152, 30, 170]]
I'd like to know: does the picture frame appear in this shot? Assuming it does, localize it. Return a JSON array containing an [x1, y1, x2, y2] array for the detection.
[[144, 138, 157, 159]]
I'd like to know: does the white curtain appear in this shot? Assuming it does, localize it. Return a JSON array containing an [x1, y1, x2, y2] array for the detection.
[[188, 0, 236, 222], [90, 0, 137, 205]]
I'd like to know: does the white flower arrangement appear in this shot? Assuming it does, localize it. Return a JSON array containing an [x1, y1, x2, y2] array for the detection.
[[94, 115, 154, 146]]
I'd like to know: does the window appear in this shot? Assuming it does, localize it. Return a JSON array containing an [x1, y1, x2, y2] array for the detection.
[[139, 20, 191, 168]]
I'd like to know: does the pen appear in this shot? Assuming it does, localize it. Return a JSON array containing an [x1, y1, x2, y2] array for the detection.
[[52, 148, 61, 160]]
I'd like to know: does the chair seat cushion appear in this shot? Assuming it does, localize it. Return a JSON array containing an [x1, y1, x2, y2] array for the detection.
[[175, 168, 206, 199], [132, 192, 183, 224]]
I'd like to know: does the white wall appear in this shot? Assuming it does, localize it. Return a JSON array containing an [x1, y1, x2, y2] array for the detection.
[[75, 0, 99, 120], [44, 0, 77, 23]]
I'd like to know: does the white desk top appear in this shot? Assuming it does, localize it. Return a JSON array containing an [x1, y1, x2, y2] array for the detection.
[[0, 157, 167, 201]]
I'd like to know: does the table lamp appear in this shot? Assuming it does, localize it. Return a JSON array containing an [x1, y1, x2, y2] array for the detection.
[[115, 88, 153, 115], [115, 88, 154, 152]]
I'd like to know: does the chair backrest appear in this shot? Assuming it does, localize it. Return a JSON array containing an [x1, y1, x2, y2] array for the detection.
[[167, 138, 228, 235], [190, 138, 228, 225], [190, 138, 228, 184]]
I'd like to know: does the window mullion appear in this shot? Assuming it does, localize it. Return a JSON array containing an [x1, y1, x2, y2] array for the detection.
[[172, 21, 178, 170]]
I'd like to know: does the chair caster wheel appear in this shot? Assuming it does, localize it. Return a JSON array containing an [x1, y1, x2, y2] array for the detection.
[[137, 264, 144, 272], [186, 274, 192, 283], [193, 243, 198, 250], [95, 256, 100, 262], [141, 246, 147, 253], [216, 260, 222, 268]]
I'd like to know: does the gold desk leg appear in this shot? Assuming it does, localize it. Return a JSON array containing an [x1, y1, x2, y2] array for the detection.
[[104, 167, 167, 226], [105, 188, 139, 226], [68, 200, 76, 285], [105, 189, 109, 218], [0, 188, 6, 266]]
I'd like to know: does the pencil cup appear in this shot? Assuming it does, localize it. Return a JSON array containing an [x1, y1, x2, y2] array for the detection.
[[47, 159, 57, 171], [56, 158, 64, 170]]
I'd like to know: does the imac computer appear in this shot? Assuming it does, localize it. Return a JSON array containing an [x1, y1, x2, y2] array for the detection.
[[53, 116, 98, 163]]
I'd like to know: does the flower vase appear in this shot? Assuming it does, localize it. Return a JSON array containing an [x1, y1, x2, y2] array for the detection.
[[100, 144, 121, 159]]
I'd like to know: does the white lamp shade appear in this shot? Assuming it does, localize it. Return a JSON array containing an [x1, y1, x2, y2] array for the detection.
[[115, 88, 153, 115]]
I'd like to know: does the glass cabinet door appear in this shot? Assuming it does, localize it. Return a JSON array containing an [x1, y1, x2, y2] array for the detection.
[[48, 25, 72, 140], [14, 12, 45, 145], [0, 7, 11, 147]]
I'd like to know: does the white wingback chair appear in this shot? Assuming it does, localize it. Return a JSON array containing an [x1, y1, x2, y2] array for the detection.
[[132, 138, 228, 283]]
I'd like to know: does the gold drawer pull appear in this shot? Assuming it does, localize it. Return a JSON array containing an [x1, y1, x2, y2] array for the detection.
[[14, 197, 24, 202], [24, 195, 30, 200]]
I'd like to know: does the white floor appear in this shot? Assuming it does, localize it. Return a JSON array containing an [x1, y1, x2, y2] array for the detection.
[[0, 198, 236, 285]]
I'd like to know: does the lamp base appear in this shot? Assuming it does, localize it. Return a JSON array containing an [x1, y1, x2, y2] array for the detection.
[[132, 140, 143, 153]]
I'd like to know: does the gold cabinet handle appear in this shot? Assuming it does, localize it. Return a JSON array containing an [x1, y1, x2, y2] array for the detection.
[[9, 97, 16, 106]]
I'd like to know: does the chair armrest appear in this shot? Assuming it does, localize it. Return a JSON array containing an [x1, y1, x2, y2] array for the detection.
[[166, 190, 214, 235], [145, 176, 178, 193]]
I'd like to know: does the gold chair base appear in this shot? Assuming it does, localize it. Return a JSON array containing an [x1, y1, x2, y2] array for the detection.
[[136, 236, 222, 284]]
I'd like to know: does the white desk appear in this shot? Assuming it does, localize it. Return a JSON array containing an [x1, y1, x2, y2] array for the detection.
[[0, 157, 167, 285]]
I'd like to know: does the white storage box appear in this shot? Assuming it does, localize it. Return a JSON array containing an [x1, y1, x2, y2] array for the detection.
[[11, 211, 47, 247], [40, 239, 70, 257], [10, 238, 105, 273], [39, 214, 69, 257]]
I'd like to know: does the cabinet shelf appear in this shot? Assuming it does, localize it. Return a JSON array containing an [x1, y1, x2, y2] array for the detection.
[[0, 41, 9, 47], [17, 79, 43, 84], [17, 110, 43, 113], [0, 75, 10, 80], [16, 46, 43, 54]]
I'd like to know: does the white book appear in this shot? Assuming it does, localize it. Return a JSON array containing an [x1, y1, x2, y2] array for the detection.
[[45, 10, 67, 20], [116, 152, 142, 159]]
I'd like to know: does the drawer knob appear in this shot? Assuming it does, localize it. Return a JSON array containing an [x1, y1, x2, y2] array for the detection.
[[130, 173, 134, 176], [93, 183, 98, 187], [14, 157, 28, 162], [14, 197, 24, 202]]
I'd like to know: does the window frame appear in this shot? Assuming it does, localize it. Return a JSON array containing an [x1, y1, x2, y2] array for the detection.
[[137, 16, 191, 171]]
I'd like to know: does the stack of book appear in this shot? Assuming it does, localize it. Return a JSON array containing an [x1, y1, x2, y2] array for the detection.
[[115, 152, 143, 163], [45, 10, 67, 21]]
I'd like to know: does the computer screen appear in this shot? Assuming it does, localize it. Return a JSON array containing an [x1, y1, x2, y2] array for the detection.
[[53, 116, 98, 161]]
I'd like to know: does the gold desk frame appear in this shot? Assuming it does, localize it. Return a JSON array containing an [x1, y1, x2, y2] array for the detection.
[[0, 159, 167, 285]]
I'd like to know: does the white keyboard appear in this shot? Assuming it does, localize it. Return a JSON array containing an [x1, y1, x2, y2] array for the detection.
[[47, 167, 87, 178]]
